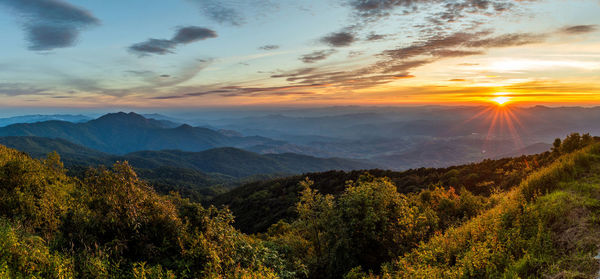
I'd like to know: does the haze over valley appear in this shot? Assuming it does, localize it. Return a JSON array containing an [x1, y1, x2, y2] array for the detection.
[[0, 0, 600, 278]]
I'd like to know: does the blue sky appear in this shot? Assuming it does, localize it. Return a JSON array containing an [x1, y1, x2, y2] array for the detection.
[[0, 0, 599, 107]]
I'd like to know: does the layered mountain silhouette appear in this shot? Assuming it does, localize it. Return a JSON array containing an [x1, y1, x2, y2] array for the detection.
[[0, 114, 91, 127], [0, 136, 376, 178], [0, 112, 285, 154]]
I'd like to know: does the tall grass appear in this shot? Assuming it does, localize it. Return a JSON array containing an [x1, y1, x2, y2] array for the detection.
[[519, 143, 600, 201], [387, 143, 600, 278]]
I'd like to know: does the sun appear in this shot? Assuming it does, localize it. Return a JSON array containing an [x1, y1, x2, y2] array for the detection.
[[491, 96, 511, 106]]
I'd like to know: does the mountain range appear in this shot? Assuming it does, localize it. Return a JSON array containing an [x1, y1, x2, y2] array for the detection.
[[0, 112, 285, 155], [0, 108, 575, 170], [0, 114, 91, 127], [0, 135, 375, 177]]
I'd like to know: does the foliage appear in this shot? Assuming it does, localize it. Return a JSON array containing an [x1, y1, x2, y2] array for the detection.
[[383, 143, 600, 278], [0, 146, 293, 278], [0, 134, 598, 278], [0, 219, 73, 279], [0, 136, 373, 202], [213, 148, 555, 233]]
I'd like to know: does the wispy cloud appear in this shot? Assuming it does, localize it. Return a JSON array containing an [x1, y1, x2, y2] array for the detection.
[[129, 39, 177, 55], [150, 83, 323, 99], [365, 33, 386, 41], [560, 25, 597, 34], [0, 83, 50, 96], [299, 49, 337, 63], [188, 0, 277, 26], [129, 26, 217, 56], [347, 0, 529, 23], [320, 31, 356, 47], [259, 44, 280, 50], [272, 27, 561, 93], [189, 0, 245, 26], [0, 0, 100, 51]]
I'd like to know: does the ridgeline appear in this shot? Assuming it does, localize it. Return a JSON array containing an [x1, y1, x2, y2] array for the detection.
[[0, 133, 598, 278]]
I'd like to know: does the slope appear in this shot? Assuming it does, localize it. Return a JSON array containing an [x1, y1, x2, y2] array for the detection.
[[384, 143, 600, 277], [212, 150, 557, 233], [0, 112, 282, 154]]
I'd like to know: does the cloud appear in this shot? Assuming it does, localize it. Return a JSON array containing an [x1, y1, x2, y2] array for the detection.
[[0, 83, 49, 96], [150, 84, 322, 99], [346, 0, 537, 30], [271, 28, 552, 93], [348, 0, 418, 20], [560, 25, 597, 34], [58, 59, 214, 98], [382, 31, 545, 61], [190, 0, 245, 26], [271, 68, 316, 78], [129, 39, 177, 55], [300, 49, 337, 63], [0, 0, 100, 50], [320, 31, 356, 47], [366, 33, 386, 41], [259, 44, 280, 50], [188, 0, 276, 26], [465, 33, 546, 48], [172, 26, 217, 43], [129, 26, 217, 56]]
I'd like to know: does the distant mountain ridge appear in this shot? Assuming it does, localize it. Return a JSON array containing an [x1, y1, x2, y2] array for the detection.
[[0, 114, 91, 127], [0, 112, 284, 154], [0, 136, 377, 178]]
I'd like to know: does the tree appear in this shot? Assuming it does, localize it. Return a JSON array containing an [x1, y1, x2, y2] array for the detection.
[[291, 175, 438, 278], [295, 178, 334, 275], [552, 138, 562, 155]]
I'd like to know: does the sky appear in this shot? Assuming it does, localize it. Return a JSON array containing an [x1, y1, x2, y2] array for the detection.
[[0, 0, 599, 108]]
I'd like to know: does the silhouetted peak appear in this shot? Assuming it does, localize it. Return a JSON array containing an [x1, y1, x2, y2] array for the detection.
[[96, 112, 145, 121], [91, 112, 166, 128]]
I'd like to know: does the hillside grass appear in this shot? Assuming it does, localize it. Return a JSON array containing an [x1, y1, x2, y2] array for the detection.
[[381, 143, 600, 278], [0, 137, 598, 278]]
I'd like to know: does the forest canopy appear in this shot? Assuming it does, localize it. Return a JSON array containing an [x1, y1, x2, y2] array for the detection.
[[0, 133, 598, 278]]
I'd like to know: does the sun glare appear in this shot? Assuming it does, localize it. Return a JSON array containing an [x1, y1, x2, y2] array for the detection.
[[492, 96, 511, 105]]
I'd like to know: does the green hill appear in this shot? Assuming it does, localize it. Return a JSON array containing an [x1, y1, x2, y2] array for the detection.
[[0, 133, 599, 278], [211, 150, 557, 233], [0, 136, 377, 201], [0, 136, 376, 177], [124, 148, 377, 178], [0, 144, 290, 278]]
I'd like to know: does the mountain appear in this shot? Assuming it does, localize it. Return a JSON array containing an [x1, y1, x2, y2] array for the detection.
[[123, 148, 378, 178], [0, 112, 284, 154], [0, 136, 109, 166], [141, 113, 185, 125], [0, 135, 598, 278], [203, 135, 600, 278], [0, 135, 376, 180], [183, 106, 600, 169], [211, 147, 557, 233], [0, 136, 377, 202], [371, 137, 553, 170], [0, 114, 91, 127]]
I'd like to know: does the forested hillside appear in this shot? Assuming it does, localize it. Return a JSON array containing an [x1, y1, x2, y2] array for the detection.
[[212, 148, 555, 233], [0, 133, 599, 278], [0, 136, 376, 201]]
